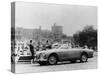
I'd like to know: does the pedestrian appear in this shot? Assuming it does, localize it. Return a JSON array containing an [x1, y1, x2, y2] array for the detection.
[[28, 40, 34, 63], [45, 40, 52, 49]]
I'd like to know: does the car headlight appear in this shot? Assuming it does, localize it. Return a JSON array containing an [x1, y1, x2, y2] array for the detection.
[[39, 53, 47, 59]]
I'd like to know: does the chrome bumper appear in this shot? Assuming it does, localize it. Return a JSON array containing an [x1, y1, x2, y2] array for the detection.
[[34, 56, 47, 62]]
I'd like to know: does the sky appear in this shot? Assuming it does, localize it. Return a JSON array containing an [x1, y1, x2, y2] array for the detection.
[[15, 2, 97, 36]]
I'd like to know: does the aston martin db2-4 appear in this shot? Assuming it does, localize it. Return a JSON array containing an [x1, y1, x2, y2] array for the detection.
[[34, 44, 94, 65]]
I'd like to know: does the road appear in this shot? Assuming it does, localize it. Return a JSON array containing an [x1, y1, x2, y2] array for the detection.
[[15, 56, 97, 73]]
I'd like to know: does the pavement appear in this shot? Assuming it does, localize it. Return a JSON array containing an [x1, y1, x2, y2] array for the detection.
[[15, 55, 97, 74]]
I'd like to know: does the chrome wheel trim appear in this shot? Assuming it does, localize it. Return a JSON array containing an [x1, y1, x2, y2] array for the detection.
[[49, 56, 57, 65], [81, 55, 87, 62]]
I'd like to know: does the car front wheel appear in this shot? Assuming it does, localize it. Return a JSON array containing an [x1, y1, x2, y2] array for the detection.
[[80, 54, 88, 62], [48, 55, 57, 65]]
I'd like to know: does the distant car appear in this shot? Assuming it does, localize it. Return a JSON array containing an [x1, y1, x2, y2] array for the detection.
[[34, 44, 94, 65]]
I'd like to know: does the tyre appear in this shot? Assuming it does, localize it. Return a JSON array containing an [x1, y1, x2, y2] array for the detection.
[[80, 53, 88, 62], [48, 55, 58, 65]]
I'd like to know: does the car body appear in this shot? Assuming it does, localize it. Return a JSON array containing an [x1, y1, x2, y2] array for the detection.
[[34, 44, 94, 65]]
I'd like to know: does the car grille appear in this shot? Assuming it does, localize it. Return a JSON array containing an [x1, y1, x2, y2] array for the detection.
[[36, 54, 40, 59]]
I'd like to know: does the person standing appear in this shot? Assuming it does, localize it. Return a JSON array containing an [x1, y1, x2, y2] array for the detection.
[[28, 40, 34, 63], [45, 40, 52, 49]]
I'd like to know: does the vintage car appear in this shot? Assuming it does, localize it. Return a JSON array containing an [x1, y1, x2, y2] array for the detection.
[[34, 44, 94, 65]]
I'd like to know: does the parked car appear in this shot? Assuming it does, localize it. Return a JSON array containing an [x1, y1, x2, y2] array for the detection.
[[34, 44, 94, 65]]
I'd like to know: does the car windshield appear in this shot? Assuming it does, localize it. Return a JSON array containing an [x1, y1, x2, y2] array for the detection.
[[54, 44, 69, 49], [53, 44, 61, 49], [60, 45, 69, 49]]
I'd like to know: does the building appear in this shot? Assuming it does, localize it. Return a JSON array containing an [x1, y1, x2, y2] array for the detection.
[[15, 27, 52, 42], [51, 23, 63, 42], [52, 23, 63, 34]]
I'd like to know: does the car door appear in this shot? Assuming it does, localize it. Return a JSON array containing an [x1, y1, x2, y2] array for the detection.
[[58, 48, 81, 61], [57, 49, 68, 61], [57, 45, 71, 61], [66, 48, 81, 59]]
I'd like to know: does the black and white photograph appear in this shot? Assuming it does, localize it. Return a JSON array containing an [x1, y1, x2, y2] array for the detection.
[[11, 2, 97, 73]]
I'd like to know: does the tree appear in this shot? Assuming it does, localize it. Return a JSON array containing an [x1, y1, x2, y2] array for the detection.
[[73, 31, 80, 45], [61, 34, 67, 39], [73, 25, 97, 50]]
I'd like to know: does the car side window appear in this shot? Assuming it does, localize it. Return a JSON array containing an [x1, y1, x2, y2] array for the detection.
[[60, 46, 68, 49]]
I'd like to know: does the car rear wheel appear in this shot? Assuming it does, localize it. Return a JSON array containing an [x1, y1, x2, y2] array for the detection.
[[48, 55, 57, 65], [80, 54, 88, 62]]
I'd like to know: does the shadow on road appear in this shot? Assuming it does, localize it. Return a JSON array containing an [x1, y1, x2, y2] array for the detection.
[[33, 60, 90, 67]]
